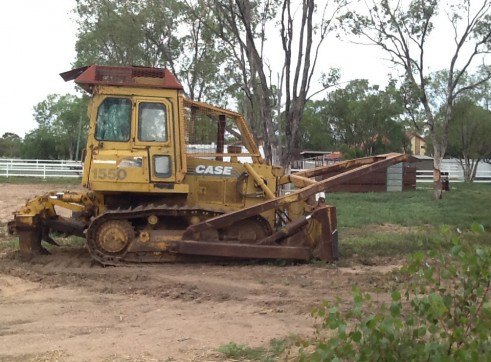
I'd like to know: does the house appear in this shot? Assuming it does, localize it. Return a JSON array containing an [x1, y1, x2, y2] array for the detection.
[[407, 132, 427, 156]]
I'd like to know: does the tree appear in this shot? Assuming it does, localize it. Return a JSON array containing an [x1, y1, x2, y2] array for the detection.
[[21, 128, 59, 159], [279, 0, 345, 166], [23, 94, 89, 160], [297, 100, 335, 150], [0, 133, 22, 158], [325, 79, 406, 156], [342, 0, 491, 199], [74, 0, 233, 105], [197, 0, 280, 162], [196, 0, 346, 165], [447, 99, 491, 182]]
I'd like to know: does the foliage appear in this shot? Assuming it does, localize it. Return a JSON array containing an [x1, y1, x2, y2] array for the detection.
[[299, 80, 407, 155], [218, 338, 288, 361], [297, 100, 335, 151], [447, 98, 491, 182], [330, 80, 407, 156], [341, 0, 491, 199], [297, 224, 491, 361], [22, 94, 89, 160], [0, 132, 22, 158], [74, 0, 234, 105]]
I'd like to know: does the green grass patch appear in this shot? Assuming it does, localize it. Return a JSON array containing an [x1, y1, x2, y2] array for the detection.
[[327, 183, 491, 229], [327, 183, 491, 260], [218, 338, 290, 361], [0, 237, 19, 251], [0, 176, 81, 185], [340, 229, 424, 260], [44, 235, 86, 251]]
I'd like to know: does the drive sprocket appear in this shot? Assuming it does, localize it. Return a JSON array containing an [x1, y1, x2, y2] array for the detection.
[[94, 219, 134, 255]]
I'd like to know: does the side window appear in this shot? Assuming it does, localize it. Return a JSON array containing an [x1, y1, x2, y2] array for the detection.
[[95, 98, 132, 141], [138, 102, 167, 142]]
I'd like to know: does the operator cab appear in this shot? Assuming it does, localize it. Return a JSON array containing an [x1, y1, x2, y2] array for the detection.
[[61, 65, 188, 194]]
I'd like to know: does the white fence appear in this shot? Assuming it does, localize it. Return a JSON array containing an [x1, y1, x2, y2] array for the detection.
[[416, 159, 491, 183], [1, 157, 490, 183], [292, 157, 491, 184], [417, 170, 491, 183], [0, 159, 83, 178]]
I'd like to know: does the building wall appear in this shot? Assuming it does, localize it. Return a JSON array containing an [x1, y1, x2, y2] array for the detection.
[[411, 135, 426, 156]]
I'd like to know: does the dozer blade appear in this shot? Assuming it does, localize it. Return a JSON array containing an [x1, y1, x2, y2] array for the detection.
[[178, 205, 338, 262], [170, 240, 312, 260]]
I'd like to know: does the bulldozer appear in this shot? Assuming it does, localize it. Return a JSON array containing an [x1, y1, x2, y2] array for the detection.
[[9, 65, 410, 265]]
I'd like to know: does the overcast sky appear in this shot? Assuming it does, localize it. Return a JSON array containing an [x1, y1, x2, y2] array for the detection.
[[0, 0, 77, 137], [0, 0, 480, 138]]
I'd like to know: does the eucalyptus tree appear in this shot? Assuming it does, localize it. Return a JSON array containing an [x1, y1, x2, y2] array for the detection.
[[26, 94, 89, 160], [297, 99, 335, 151], [74, 0, 233, 105], [0, 133, 22, 158], [341, 0, 491, 199], [447, 99, 491, 182], [325, 79, 406, 156], [193, 0, 347, 165]]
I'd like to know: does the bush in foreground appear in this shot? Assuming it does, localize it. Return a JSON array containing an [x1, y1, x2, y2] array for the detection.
[[298, 224, 491, 361]]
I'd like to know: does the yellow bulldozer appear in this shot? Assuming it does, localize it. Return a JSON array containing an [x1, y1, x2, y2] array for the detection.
[[9, 65, 410, 265]]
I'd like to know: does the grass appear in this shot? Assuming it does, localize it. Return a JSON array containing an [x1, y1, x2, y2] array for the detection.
[[0, 176, 81, 185], [328, 183, 491, 229], [0, 233, 86, 253], [215, 184, 491, 360], [0, 237, 19, 251], [218, 338, 290, 361], [327, 183, 491, 261]]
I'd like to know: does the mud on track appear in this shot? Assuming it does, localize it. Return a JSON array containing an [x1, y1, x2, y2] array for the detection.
[[0, 183, 398, 361]]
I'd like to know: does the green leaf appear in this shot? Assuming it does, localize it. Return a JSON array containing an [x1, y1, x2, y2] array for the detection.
[[418, 326, 426, 337], [476, 248, 488, 260], [471, 223, 484, 235], [451, 244, 462, 256], [391, 290, 401, 302], [390, 303, 401, 317], [351, 330, 362, 343]]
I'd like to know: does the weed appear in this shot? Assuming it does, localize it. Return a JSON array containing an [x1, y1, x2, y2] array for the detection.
[[218, 338, 290, 361], [296, 224, 491, 361], [218, 342, 267, 360]]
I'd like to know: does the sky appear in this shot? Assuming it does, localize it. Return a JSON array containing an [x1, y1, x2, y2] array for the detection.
[[0, 0, 78, 137], [0, 0, 482, 138]]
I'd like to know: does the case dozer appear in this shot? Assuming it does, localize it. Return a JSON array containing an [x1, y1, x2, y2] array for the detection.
[[9, 65, 410, 265]]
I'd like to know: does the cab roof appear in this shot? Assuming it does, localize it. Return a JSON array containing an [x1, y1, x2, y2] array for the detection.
[[60, 65, 183, 93]]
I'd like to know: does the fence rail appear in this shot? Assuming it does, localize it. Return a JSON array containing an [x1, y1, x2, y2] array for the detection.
[[416, 170, 491, 183], [0, 159, 83, 178], [2, 158, 491, 183]]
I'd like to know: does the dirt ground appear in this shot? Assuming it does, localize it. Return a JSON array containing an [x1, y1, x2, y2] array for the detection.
[[0, 184, 399, 362]]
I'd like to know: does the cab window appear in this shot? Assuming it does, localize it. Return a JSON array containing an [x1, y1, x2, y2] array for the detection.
[[95, 98, 132, 141], [138, 102, 167, 142]]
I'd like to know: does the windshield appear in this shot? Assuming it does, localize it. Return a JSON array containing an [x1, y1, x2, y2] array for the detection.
[[95, 98, 132, 141]]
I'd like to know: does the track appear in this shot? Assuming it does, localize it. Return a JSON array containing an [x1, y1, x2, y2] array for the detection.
[[86, 205, 272, 265]]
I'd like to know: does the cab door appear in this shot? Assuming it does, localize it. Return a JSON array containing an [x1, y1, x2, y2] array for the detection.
[[134, 97, 177, 184]]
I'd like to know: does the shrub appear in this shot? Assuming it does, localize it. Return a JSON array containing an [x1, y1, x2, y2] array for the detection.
[[297, 224, 491, 361]]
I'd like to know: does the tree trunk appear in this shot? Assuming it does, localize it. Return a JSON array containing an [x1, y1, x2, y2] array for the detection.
[[463, 155, 474, 183], [471, 159, 480, 181], [432, 133, 443, 199]]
